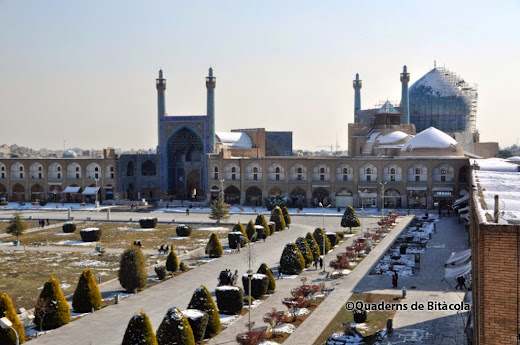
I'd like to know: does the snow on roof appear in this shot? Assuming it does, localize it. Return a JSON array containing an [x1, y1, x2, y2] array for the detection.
[[376, 131, 410, 144], [377, 101, 399, 114], [401, 127, 457, 151], [506, 156, 520, 162], [410, 67, 461, 97], [470, 158, 519, 172], [473, 169, 520, 224], [215, 132, 253, 149]]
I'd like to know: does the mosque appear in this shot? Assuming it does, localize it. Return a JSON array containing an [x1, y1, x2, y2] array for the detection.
[[0, 64, 499, 208]]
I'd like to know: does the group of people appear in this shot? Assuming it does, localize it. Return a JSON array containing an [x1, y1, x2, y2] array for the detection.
[[312, 256, 324, 270], [158, 244, 170, 255], [218, 269, 239, 286], [133, 240, 143, 249], [38, 219, 50, 228]]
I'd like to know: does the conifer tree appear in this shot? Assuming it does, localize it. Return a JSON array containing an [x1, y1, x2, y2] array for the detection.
[[205, 233, 223, 258], [209, 197, 230, 224], [295, 236, 314, 267], [0, 292, 25, 344], [233, 222, 249, 244], [257, 263, 276, 292], [305, 232, 321, 258], [34, 276, 71, 330], [282, 206, 291, 227], [166, 249, 179, 272], [279, 243, 305, 275], [6, 212, 27, 242], [187, 285, 220, 338], [341, 206, 361, 233], [179, 261, 187, 271], [313, 228, 331, 255], [122, 311, 158, 345], [255, 213, 271, 236], [245, 220, 257, 242], [270, 206, 286, 231], [72, 268, 102, 313], [156, 307, 195, 345], [119, 246, 147, 293]]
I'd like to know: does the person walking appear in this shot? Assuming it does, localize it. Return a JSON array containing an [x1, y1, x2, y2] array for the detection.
[[455, 276, 467, 290], [186, 208, 190, 216], [236, 241, 241, 253], [319, 257, 323, 270], [392, 271, 398, 288], [313, 256, 318, 270], [277, 265, 283, 279]]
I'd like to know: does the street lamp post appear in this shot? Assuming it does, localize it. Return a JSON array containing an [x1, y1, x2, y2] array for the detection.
[[95, 178, 99, 209], [380, 182, 387, 218], [318, 202, 330, 272], [0, 317, 19, 345]]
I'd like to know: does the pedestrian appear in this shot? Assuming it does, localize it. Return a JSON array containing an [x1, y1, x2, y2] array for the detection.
[[319, 257, 323, 270], [236, 241, 241, 253], [313, 256, 318, 269], [46, 218, 50, 226], [392, 271, 398, 288], [186, 208, 190, 216], [277, 265, 283, 279], [455, 276, 467, 290], [232, 270, 238, 286], [262, 233, 266, 242]]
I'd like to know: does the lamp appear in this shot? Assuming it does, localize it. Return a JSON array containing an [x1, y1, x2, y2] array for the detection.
[[318, 202, 331, 272], [95, 178, 99, 209], [380, 182, 387, 218], [0, 317, 19, 345]]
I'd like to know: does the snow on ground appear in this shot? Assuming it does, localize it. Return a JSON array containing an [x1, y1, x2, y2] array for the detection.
[[165, 236, 183, 239], [117, 226, 156, 232], [55, 240, 94, 246], [273, 323, 296, 334], [0, 202, 113, 211], [59, 283, 71, 290], [69, 260, 110, 268], [52, 232, 72, 236], [219, 313, 241, 327], [326, 331, 364, 344], [288, 307, 310, 317], [195, 226, 229, 231], [259, 341, 279, 345]]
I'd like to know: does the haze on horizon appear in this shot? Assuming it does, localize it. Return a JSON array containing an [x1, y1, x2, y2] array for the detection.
[[1, 1, 519, 152]]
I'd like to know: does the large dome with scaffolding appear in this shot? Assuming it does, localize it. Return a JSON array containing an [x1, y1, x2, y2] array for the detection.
[[409, 66, 478, 134]]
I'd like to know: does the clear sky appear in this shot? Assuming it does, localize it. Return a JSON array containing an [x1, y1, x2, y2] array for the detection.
[[1, 1, 519, 151]]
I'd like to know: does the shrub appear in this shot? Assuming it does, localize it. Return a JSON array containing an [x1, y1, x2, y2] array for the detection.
[[263, 195, 288, 210], [353, 309, 367, 323], [270, 206, 286, 231], [243, 296, 254, 306], [255, 214, 271, 236], [337, 231, 345, 240], [122, 311, 158, 345], [341, 206, 360, 233], [236, 329, 267, 345], [295, 236, 314, 267], [187, 285, 220, 337], [233, 222, 249, 244], [257, 263, 276, 292], [34, 276, 70, 330], [279, 243, 305, 275], [182, 309, 209, 342], [6, 212, 27, 241], [242, 274, 269, 299], [155, 266, 167, 280], [215, 286, 244, 314], [245, 220, 257, 242], [180, 262, 187, 271], [166, 250, 179, 272], [139, 217, 158, 229], [227, 232, 245, 250], [62, 222, 76, 233], [282, 206, 291, 226], [156, 307, 195, 345], [176, 224, 192, 237], [209, 197, 231, 224], [119, 246, 147, 292], [39, 200, 48, 207], [313, 228, 331, 255], [326, 232, 339, 248], [0, 292, 25, 344], [305, 232, 321, 258], [72, 268, 102, 313], [205, 233, 223, 258], [268, 222, 276, 235], [80, 228, 101, 242]]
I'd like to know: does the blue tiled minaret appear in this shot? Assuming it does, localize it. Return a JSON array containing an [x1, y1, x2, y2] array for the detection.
[[206, 67, 216, 153], [353, 73, 362, 123], [156, 69, 166, 151], [400, 65, 410, 124]]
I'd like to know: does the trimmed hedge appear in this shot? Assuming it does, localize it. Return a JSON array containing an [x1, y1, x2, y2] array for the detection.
[[182, 309, 209, 342], [295, 236, 314, 267], [233, 222, 249, 244], [156, 307, 195, 345], [326, 232, 339, 248], [187, 285, 220, 338], [228, 232, 246, 250], [166, 250, 179, 272], [119, 246, 147, 292], [242, 273, 268, 299], [255, 213, 271, 236], [245, 220, 257, 242], [122, 312, 158, 345], [0, 292, 25, 344], [257, 263, 276, 292], [176, 224, 192, 237], [215, 286, 244, 314], [337, 231, 345, 240], [72, 268, 102, 313], [180, 262, 187, 271], [313, 228, 331, 254], [279, 243, 305, 275], [205, 233, 223, 258], [155, 266, 167, 280], [80, 228, 101, 242], [62, 222, 76, 233], [282, 206, 291, 226], [270, 206, 286, 231], [34, 276, 71, 330], [139, 217, 157, 229], [305, 232, 321, 258]]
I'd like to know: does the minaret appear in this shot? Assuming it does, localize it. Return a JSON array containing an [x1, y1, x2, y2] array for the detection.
[[206, 67, 216, 153], [156, 69, 166, 151], [400, 65, 410, 124], [353, 73, 362, 123]]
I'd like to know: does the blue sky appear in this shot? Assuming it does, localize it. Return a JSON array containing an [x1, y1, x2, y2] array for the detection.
[[1, 1, 519, 151]]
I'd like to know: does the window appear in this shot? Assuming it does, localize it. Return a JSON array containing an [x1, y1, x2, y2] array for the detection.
[[1, 173, 4, 178], [110, 173, 114, 179], [367, 175, 371, 182], [390, 168, 396, 174], [297, 174, 302, 181], [57, 167, 61, 172], [366, 168, 371, 175], [19, 167, 23, 172], [38, 173, 42, 179], [275, 167, 281, 181], [213, 167, 218, 179], [297, 167, 302, 174], [391, 175, 396, 182], [253, 174, 258, 180], [343, 175, 348, 181], [19, 173, 23, 178], [441, 168, 447, 174], [95, 173, 99, 179], [415, 176, 420, 182], [76, 173, 80, 179], [76, 167, 80, 172], [415, 168, 421, 175], [57, 173, 61, 179], [94, 167, 99, 172], [39, 166, 42, 171], [441, 176, 446, 182], [276, 174, 280, 181]]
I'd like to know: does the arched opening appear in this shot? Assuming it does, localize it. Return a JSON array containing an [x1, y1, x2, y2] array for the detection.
[[187, 170, 201, 200], [245, 186, 262, 206], [167, 127, 204, 198], [335, 188, 353, 208], [224, 185, 240, 204], [12, 183, 25, 202], [384, 188, 401, 208], [459, 166, 468, 183], [127, 183, 135, 200], [141, 160, 157, 176], [127, 161, 135, 177], [30, 184, 44, 201], [0, 183, 7, 199], [312, 187, 330, 206], [290, 187, 307, 207], [48, 185, 62, 202], [407, 190, 427, 209], [141, 182, 156, 200], [268, 186, 283, 198]]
